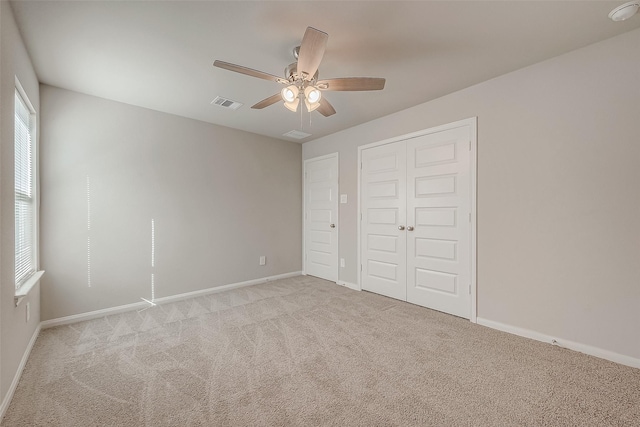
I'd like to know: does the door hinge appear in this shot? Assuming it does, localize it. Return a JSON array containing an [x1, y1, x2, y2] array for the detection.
[[469, 284, 471, 294], [468, 140, 471, 151], [360, 212, 363, 221], [360, 162, 363, 170], [360, 264, 363, 272], [469, 213, 471, 223]]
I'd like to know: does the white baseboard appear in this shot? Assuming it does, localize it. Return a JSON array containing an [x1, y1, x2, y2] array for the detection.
[[0, 323, 41, 421], [151, 271, 302, 305], [337, 280, 360, 291], [41, 271, 302, 329], [42, 301, 151, 328], [476, 317, 640, 370]]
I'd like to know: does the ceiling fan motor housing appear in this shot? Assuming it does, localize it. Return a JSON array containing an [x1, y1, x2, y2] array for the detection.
[[285, 62, 318, 83]]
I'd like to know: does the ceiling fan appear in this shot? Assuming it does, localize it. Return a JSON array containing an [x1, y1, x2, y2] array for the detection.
[[213, 27, 385, 117]]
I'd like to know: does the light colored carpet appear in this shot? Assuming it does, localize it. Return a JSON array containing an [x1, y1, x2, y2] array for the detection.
[[2, 275, 639, 426]]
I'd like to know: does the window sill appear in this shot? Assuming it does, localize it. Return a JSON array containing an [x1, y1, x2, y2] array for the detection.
[[15, 270, 44, 307]]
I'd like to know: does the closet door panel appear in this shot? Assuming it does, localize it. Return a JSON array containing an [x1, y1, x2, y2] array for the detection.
[[406, 126, 471, 319], [361, 142, 407, 300]]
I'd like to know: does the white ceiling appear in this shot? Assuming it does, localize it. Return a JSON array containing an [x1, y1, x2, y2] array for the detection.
[[10, 1, 640, 142]]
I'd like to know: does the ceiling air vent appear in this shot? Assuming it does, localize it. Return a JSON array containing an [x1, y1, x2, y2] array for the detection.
[[211, 96, 243, 110], [283, 130, 312, 140]]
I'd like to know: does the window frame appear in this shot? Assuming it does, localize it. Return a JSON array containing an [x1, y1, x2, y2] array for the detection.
[[14, 78, 40, 296]]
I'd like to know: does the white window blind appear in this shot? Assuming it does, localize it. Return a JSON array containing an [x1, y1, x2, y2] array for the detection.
[[15, 90, 35, 289]]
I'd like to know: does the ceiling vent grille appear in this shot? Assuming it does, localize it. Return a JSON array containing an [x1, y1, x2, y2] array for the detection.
[[211, 96, 243, 110], [283, 130, 312, 140]]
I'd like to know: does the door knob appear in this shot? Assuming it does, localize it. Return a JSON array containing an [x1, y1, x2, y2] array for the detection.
[[407, 226, 414, 231], [398, 225, 405, 230], [330, 223, 336, 228]]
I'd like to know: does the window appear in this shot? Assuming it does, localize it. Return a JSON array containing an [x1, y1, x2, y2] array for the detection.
[[14, 87, 36, 290]]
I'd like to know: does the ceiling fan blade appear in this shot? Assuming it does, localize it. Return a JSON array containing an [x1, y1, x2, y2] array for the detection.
[[316, 77, 386, 91], [214, 60, 288, 84], [251, 93, 283, 109], [317, 98, 336, 117], [297, 27, 328, 81]]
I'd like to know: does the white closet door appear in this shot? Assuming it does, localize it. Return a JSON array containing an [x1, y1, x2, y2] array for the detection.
[[304, 154, 338, 282], [406, 126, 471, 318], [360, 141, 407, 300]]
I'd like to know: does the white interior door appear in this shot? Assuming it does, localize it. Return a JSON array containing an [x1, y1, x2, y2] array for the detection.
[[406, 127, 471, 318], [360, 141, 407, 300], [304, 154, 338, 282]]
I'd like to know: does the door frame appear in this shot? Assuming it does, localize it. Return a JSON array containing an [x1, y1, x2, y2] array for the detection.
[[303, 152, 339, 282], [357, 117, 477, 322]]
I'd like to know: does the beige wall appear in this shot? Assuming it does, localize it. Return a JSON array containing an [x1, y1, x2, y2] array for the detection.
[[0, 0, 42, 402], [39, 85, 302, 321], [303, 29, 640, 360]]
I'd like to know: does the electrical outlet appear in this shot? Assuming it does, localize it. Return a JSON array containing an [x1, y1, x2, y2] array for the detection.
[[340, 258, 345, 268], [340, 194, 348, 204], [259, 256, 266, 266], [26, 302, 30, 322]]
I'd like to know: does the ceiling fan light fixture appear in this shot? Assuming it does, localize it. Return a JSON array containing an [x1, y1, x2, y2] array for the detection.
[[305, 99, 321, 112], [281, 85, 299, 103], [282, 85, 300, 111], [284, 98, 299, 112], [304, 86, 322, 104], [609, 1, 639, 21], [304, 86, 322, 111]]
